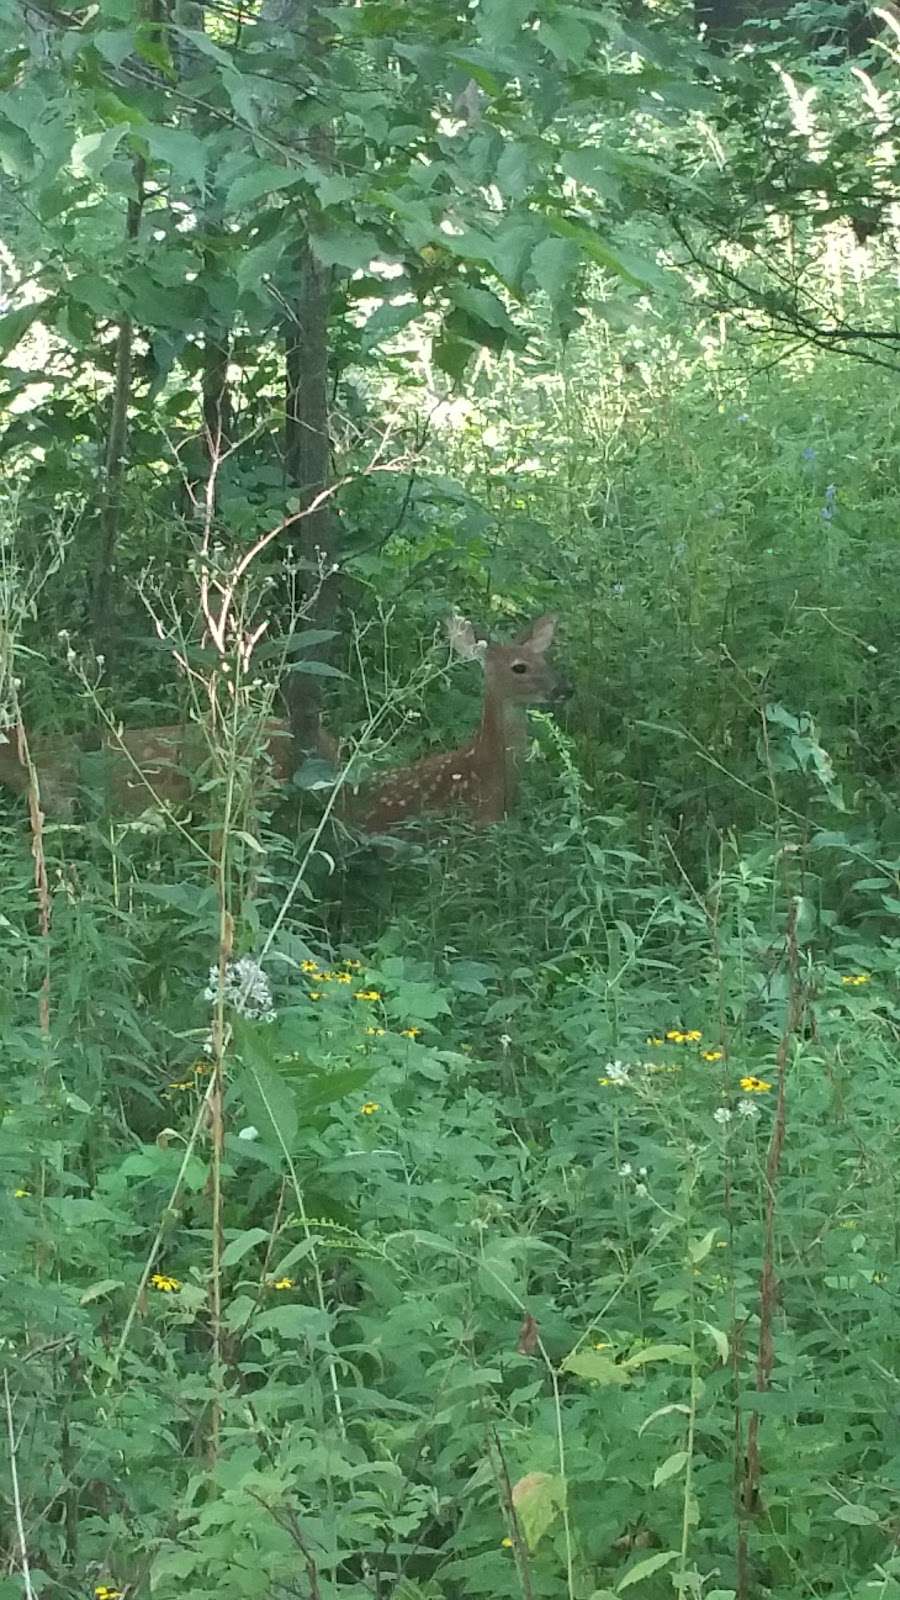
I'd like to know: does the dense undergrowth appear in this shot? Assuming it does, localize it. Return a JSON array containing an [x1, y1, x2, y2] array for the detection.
[[3, 310, 900, 1600]]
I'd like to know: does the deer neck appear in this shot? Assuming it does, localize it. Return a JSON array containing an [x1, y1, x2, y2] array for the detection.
[[475, 687, 528, 809]]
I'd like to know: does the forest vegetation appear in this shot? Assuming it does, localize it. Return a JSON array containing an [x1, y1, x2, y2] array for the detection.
[[1, 3, 900, 1599]]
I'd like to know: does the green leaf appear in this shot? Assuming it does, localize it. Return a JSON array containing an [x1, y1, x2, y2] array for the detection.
[[70, 126, 127, 178], [562, 1349, 630, 1386], [448, 283, 517, 333], [80, 1278, 125, 1304], [833, 1503, 880, 1526], [238, 1063, 298, 1153], [225, 162, 304, 211], [221, 1227, 271, 1269], [550, 216, 667, 290], [288, 1066, 373, 1114], [617, 1551, 680, 1591], [433, 332, 474, 382], [688, 1228, 717, 1264], [530, 237, 579, 304], [253, 1303, 333, 1339], [284, 659, 345, 678], [495, 140, 532, 200], [0, 303, 45, 361], [309, 224, 383, 270], [538, 15, 591, 62], [477, 0, 533, 50], [700, 1322, 729, 1364], [653, 1450, 688, 1488], [621, 1343, 692, 1369], [144, 125, 207, 190], [172, 25, 235, 67], [92, 28, 138, 67], [512, 1472, 565, 1551]]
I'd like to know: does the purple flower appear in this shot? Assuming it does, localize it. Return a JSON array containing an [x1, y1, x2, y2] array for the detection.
[[802, 446, 817, 462]]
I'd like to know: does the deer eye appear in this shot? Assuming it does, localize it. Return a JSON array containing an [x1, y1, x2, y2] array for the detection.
[[511, 661, 528, 674]]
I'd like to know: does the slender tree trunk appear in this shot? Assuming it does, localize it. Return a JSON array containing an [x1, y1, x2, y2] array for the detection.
[[264, 0, 340, 752], [91, 158, 146, 652]]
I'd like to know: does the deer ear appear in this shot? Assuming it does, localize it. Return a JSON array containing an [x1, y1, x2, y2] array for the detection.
[[445, 614, 484, 661], [515, 613, 557, 651]]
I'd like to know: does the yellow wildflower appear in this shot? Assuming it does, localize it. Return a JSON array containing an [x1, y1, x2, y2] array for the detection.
[[300, 960, 320, 974], [400, 1027, 422, 1039], [95, 1586, 124, 1600], [701, 1049, 724, 1062], [269, 1277, 295, 1291], [355, 990, 382, 1002], [739, 1076, 772, 1094], [150, 1273, 181, 1293], [665, 1029, 686, 1043], [308, 991, 322, 1002], [646, 1036, 666, 1047], [166, 1078, 195, 1094], [841, 973, 871, 986], [343, 958, 363, 970], [360, 1102, 380, 1115], [683, 1029, 703, 1042], [335, 971, 353, 984], [364, 1027, 385, 1037], [501, 1537, 514, 1549], [13, 1188, 29, 1199]]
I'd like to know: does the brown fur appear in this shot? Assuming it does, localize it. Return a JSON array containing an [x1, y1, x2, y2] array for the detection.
[[0, 615, 570, 830]]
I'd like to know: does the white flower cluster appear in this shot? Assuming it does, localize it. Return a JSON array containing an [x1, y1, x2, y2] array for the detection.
[[604, 1060, 632, 1085], [715, 1100, 760, 1126], [204, 957, 275, 1022]]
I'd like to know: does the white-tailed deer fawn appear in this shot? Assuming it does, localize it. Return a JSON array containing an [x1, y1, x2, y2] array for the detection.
[[348, 613, 570, 830], [0, 614, 570, 829], [0, 721, 294, 822]]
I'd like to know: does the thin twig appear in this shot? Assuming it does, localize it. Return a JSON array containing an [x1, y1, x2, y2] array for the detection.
[[4, 1370, 36, 1600]]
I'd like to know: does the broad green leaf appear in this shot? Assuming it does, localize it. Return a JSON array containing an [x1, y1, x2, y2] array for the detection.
[[617, 1551, 680, 1591], [511, 1471, 565, 1551], [550, 216, 666, 289], [172, 25, 235, 66], [220, 1227, 271, 1269], [309, 224, 383, 270], [653, 1450, 688, 1488], [538, 16, 591, 62], [495, 141, 532, 200], [530, 237, 579, 304], [253, 1303, 333, 1340], [237, 1061, 299, 1155], [70, 126, 127, 178], [562, 1348, 630, 1386], [93, 28, 138, 67], [621, 1343, 692, 1369], [700, 1322, 729, 1364], [639, 1403, 691, 1437], [688, 1227, 717, 1264], [0, 303, 45, 361], [448, 283, 516, 333], [80, 1278, 125, 1304], [144, 125, 207, 190], [225, 162, 304, 211], [833, 1503, 880, 1526], [477, 0, 533, 50]]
